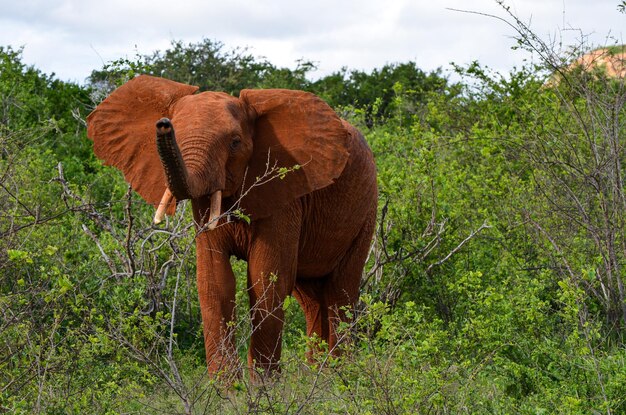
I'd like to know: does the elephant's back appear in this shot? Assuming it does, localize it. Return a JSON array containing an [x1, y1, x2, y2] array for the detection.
[[296, 121, 377, 278]]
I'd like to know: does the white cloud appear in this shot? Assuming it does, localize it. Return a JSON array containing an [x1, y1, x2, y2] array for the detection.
[[0, 0, 623, 84]]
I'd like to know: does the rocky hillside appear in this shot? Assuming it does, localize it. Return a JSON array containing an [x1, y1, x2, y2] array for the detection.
[[570, 45, 626, 77]]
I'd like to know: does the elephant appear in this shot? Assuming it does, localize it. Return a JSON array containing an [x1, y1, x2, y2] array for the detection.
[[86, 75, 378, 378]]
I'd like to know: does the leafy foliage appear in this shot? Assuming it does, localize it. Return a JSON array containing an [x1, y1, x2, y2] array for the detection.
[[314, 62, 453, 127], [3, 20, 626, 414], [88, 39, 317, 97]]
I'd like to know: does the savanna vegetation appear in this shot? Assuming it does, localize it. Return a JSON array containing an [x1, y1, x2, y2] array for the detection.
[[2, 6, 626, 414]]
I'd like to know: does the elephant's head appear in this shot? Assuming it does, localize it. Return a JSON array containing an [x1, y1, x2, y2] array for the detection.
[[87, 75, 350, 226]]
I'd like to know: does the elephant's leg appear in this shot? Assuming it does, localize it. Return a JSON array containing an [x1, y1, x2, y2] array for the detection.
[[195, 233, 238, 378], [246, 211, 301, 376], [325, 215, 376, 353], [293, 278, 330, 356]]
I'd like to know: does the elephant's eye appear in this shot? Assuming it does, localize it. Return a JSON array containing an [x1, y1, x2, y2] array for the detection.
[[230, 136, 242, 151]]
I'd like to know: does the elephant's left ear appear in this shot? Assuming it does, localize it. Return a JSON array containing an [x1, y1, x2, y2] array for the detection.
[[239, 89, 350, 219]]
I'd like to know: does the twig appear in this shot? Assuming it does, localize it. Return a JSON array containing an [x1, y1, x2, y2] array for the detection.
[[426, 222, 491, 274], [124, 185, 136, 276], [81, 224, 116, 274]]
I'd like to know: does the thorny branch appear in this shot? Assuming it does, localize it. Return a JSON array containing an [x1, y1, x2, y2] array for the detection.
[[363, 193, 490, 305], [425, 221, 492, 274], [193, 148, 303, 234]]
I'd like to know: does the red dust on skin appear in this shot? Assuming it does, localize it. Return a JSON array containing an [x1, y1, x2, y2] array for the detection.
[[86, 75, 378, 380]]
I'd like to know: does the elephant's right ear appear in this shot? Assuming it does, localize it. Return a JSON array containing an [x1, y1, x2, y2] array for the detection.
[[87, 75, 198, 213]]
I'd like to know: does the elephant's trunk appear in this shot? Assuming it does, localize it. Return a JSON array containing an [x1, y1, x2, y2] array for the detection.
[[154, 118, 222, 229], [156, 118, 192, 201]]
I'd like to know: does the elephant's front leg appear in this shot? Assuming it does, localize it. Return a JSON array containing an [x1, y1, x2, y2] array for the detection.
[[246, 212, 301, 376], [195, 232, 238, 378]]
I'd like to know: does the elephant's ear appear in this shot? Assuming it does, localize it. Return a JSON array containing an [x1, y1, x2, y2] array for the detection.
[[239, 89, 350, 219], [86, 75, 198, 214]]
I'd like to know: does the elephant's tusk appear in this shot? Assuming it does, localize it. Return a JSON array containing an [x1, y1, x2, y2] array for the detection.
[[208, 190, 222, 230], [154, 188, 174, 225]]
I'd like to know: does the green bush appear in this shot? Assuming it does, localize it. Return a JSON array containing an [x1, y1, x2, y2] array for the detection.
[[2, 26, 626, 413]]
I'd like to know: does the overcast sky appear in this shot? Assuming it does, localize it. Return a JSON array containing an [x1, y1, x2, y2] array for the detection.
[[0, 0, 624, 84]]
